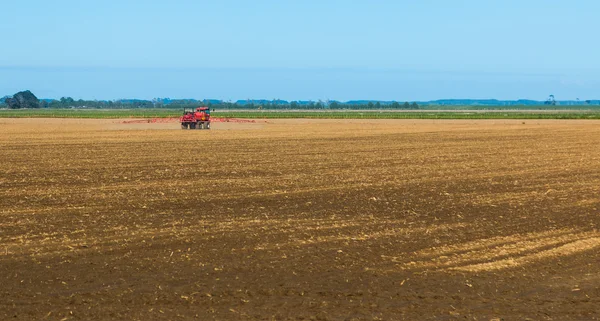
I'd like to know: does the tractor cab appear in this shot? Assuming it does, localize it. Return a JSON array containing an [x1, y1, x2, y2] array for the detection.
[[194, 107, 210, 121], [196, 107, 210, 114]]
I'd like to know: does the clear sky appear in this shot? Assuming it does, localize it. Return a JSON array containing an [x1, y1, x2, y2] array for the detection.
[[1, 0, 598, 101]]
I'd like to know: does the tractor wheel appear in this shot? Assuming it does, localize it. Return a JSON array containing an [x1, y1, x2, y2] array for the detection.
[[189, 122, 196, 129]]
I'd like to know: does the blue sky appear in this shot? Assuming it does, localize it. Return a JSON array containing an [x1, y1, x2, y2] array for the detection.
[[1, 0, 599, 101]]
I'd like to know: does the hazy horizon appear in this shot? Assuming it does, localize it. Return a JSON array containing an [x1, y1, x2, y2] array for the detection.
[[2, 66, 597, 102]]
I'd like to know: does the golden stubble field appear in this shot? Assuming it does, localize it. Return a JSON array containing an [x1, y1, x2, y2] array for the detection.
[[0, 118, 599, 320]]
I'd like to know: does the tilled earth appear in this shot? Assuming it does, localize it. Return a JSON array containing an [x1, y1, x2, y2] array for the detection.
[[0, 118, 599, 320]]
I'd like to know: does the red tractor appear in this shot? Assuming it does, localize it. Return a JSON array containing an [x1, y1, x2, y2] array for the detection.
[[180, 107, 211, 129]]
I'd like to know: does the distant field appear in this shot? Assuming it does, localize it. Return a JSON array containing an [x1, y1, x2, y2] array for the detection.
[[0, 109, 180, 118], [214, 111, 600, 120], [2, 108, 600, 119]]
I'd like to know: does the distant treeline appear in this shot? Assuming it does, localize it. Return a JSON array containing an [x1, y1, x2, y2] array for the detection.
[[3, 94, 600, 110], [2, 97, 421, 110]]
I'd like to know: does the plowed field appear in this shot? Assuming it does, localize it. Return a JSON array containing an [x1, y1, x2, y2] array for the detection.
[[1, 118, 599, 320]]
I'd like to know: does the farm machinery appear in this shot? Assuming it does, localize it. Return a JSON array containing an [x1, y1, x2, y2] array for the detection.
[[180, 107, 211, 129]]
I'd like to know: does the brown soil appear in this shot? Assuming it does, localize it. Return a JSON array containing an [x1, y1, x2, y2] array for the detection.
[[1, 118, 599, 320]]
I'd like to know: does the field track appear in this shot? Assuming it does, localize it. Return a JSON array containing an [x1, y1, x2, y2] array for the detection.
[[1, 118, 599, 320]]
